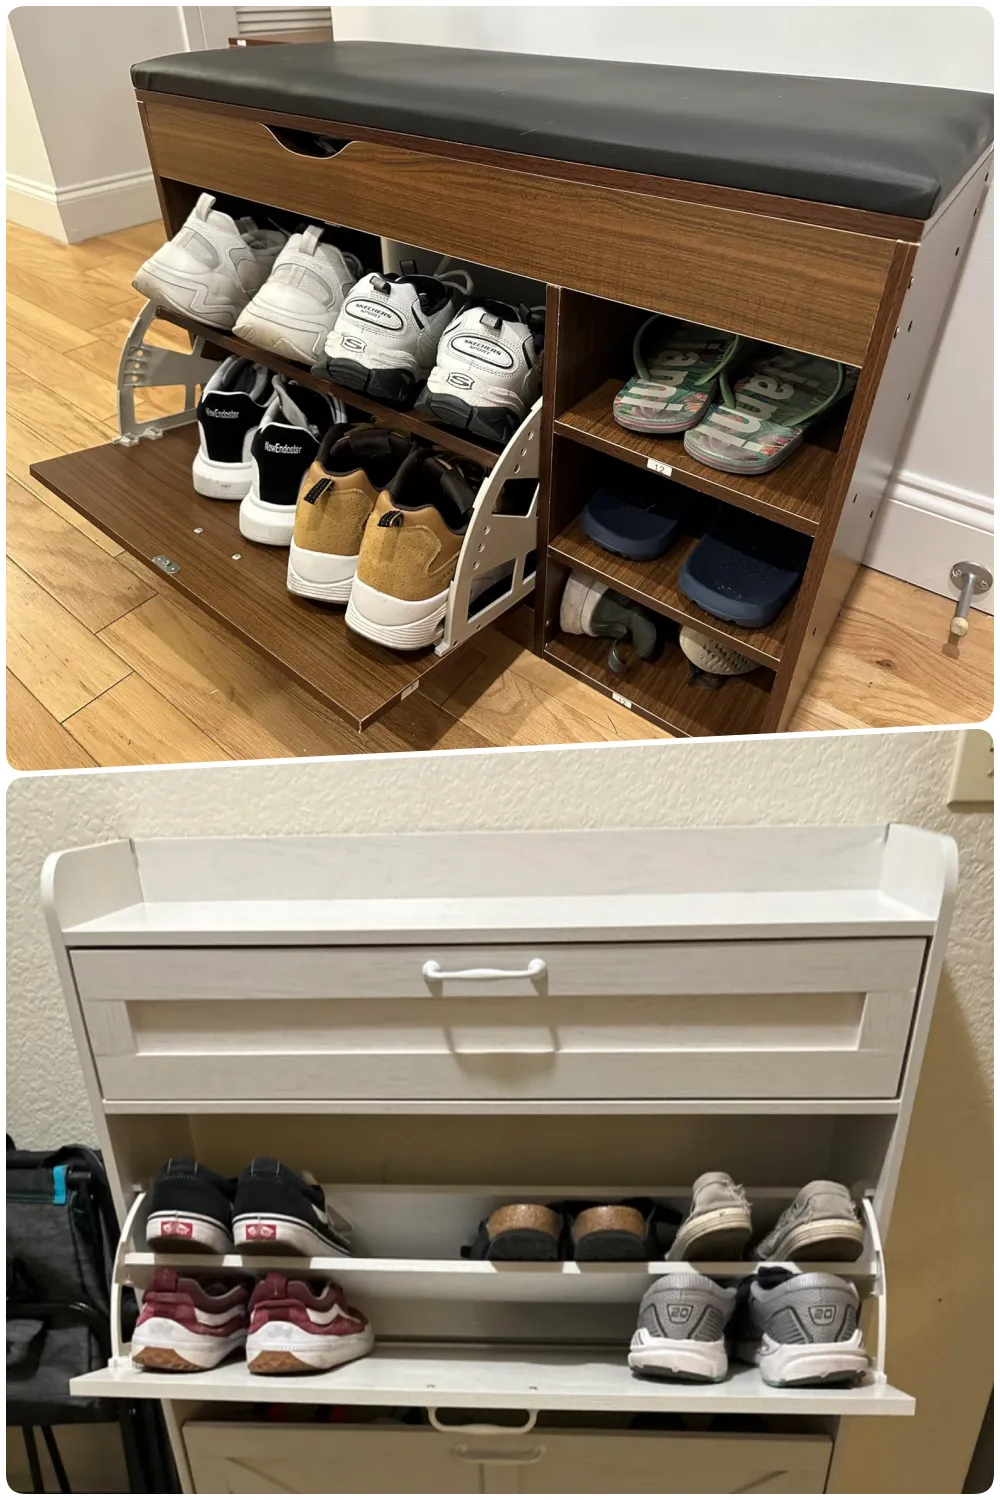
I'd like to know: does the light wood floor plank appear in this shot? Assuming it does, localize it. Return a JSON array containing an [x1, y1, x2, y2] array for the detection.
[[7, 292, 101, 355], [6, 559, 131, 721], [6, 478, 156, 631], [6, 671, 97, 772], [6, 336, 120, 426], [6, 366, 117, 453], [6, 415, 123, 556], [63, 672, 229, 767], [6, 262, 134, 334]]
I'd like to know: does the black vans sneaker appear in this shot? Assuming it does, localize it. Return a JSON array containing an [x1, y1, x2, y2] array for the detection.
[[146, 1158, 237, 1253], [192, 356, 273, 500], [239, 376, 346, 546], [233, 1158, 352, 1258]]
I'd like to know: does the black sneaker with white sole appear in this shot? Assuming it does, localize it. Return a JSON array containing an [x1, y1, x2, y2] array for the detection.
[[233, 1158, 352, 1257], [146, 1157, 237, 1254], [194, 357, 273, 501], [239, 376, 347, 546]]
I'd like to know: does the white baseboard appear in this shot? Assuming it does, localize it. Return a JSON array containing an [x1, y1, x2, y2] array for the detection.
[[6, 167, 159, 245], [865, 469, 994, 615]]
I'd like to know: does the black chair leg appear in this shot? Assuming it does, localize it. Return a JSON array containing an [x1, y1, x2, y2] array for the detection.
[[21, 1426, 45, 1493], [41, 1428, 71, 1493]]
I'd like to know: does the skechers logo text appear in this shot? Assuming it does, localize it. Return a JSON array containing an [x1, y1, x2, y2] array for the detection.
[[450, 335, 515, 369], [347, 300, 404, 331]]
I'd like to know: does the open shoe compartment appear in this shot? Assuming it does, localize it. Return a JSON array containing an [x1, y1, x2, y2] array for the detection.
[[29, 182, 542, 732]]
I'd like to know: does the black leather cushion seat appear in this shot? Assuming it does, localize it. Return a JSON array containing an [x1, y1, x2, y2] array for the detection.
[[133, 42, 992, 220]]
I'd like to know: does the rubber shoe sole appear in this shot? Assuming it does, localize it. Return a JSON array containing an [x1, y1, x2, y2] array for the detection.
[[145, 1211, 233, 1254], [755, 1217, 866, 1262], [234, 306, 329, 365], [752, 1333, 868, 1388], [669, 1207, 753, 1261], [132, 265, 242, 331], [131, 1320, 246, 1372], [416, 389, 516, 445], [320, 358, 416, 405], [287, 541, 357, 603], [192, 449, 254, 502]]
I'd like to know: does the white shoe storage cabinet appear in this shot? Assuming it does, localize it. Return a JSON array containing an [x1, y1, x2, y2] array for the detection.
[[44, 822, 956, 1493]]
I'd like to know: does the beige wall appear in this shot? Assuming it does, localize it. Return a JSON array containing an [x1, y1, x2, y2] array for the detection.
[[6, 729, 992, 1490]]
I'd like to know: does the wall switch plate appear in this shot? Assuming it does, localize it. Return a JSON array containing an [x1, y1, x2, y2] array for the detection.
[[948, 729, 994, 808]]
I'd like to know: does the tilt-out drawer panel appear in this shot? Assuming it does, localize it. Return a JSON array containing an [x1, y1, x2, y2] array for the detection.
[[140, 96, 896, 365], [71, 937, 925, 1102], [181, 1422, 832, 1494]]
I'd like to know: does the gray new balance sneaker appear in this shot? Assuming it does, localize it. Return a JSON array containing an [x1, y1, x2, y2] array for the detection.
[[628, 1273, 735, 1383], [668, 1172, 752, 1260], [752, 1181, 865, 1262], [732, 1268, 868, 1387]]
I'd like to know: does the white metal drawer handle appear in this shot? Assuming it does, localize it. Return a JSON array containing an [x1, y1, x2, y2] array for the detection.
[[422, 958, 547, 982], [450, 1445, 546, 1466]]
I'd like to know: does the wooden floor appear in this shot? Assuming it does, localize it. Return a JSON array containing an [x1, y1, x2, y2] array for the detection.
[[6, 220, 993, 770]]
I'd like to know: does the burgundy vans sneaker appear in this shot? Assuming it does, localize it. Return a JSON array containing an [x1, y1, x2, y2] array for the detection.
[[131, 1270, 249, 1372], [246, 1273, 374, 1374]]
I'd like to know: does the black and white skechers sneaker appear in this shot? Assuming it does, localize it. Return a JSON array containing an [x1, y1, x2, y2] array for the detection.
[[321, 264, 473, 403], [239, 376, 347, 546], [193, 357, 273, 500], [233, 1158, 353, 1258], [146, 1157, 237, 1254], [417, 300, 544, 443]]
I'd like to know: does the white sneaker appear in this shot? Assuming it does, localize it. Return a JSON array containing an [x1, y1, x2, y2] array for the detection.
[[239, 376, 346, 546], [233, 227, 364, 364], [322, 266, 473, 403], [418, 300, 544, 443], [193, 356, 273, 501], [133, 193, 285, 330]]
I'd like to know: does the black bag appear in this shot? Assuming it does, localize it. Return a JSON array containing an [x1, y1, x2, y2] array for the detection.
[[7, 1137, 177, 1491]]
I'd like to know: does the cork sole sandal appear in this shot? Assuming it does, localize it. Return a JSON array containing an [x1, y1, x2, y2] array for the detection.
[[474, 1204, 564, 1261], [573, 1205, 649, 1262]]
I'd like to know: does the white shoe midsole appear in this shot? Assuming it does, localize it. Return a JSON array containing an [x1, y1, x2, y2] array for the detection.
[[233, 1213, 350, 1257], [246, 1321, 374, 1369], [192, 449, 254, 501], [628, 1330, 728, 1381], [287, 541, 359, 603], [239, 490, 296, 546], [145, 1211, 233, 1253], [131, 1319, 246, 1369], [345, 575, 450, 649], [753, 1332, 868, 1386]]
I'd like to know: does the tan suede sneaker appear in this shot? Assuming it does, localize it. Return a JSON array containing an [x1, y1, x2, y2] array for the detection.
[[346, 451, 480, 650], [287, 426, 414, 603]]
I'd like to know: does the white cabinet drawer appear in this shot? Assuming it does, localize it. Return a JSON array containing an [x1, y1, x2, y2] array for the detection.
[[182, 1421, 832, 1494], [71, 938, 924, 1103]]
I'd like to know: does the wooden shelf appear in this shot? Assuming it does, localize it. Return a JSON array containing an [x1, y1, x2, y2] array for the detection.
[[554, 379, 843, 535], [545, 631, 772, 738], [157, 307, 500, 471], [72, 1342, 913, 1415], [549, 519, 792, 669], [30, 428, 462, 732], [122, 1254, 876, 1301]]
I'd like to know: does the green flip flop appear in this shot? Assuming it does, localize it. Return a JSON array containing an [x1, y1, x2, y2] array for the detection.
[[613, 316, 746, 436], [683, 348, 858, 475]]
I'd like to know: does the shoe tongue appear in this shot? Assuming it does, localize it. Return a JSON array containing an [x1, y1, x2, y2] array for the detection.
[[434, 459, 477, 518], [476, 298, 518, 331]]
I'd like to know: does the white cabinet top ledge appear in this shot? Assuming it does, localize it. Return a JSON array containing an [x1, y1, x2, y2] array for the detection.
[[43, 823, 956, 947]]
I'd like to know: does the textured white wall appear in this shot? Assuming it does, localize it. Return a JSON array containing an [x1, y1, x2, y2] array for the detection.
[[6, 731, 993, 1491]]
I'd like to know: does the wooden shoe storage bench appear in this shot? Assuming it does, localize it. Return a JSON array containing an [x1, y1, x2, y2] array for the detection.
[[29, 47, 993, 737], [45, 822, 956, 1492]]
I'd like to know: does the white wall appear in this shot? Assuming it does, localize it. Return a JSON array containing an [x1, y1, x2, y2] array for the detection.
[[5, 730, 993, 1492], [5, 18, 55, 231], [334, 4, 995, 604], [6, 5, 189, 241]]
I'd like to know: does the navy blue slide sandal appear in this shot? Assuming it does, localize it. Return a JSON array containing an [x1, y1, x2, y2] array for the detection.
[[678, 507, 811, 628], [581, 472, 695, 562]]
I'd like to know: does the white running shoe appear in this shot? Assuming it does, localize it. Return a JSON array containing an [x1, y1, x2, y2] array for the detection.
[[193, 357, 273, 501], [322, 265, 473, 403], [133, 193, 285, 330], [233, 227, 364, 364], [418, 300, 544, 443], [239, 377, 346, 546]]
